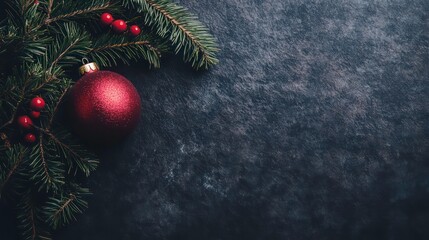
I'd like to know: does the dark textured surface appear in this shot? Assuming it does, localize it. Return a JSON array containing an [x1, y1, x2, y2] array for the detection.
[[2, 0, 429, 239]]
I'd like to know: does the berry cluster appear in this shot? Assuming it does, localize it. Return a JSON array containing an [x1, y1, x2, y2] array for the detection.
[[16, 97, 45, 144], [100, 13, 141, 36]]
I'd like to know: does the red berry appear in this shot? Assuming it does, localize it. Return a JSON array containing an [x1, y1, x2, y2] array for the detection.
[[111, 19, 127, 33], [17, 115, 33, 129], [24, 133, 36, 143], [129, 25, 141, 36], [30, 111, 41, 119], [30, 97, 45, 111], [100, 13, 114, 26]]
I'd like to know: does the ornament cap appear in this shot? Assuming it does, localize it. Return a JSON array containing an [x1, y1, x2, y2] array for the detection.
[[79, 58, 99, 75]]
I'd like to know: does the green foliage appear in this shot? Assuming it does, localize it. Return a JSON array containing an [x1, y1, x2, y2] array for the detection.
[[48, 126, 98, 177], [47, 0, 113, 24], [17, 190, 52, 240], [29, 136, 66, 192], [89, 33, 165, 67], [3, 0, 50, 61], [0, 145, 27, 198], [43, 184, 90, 229], [46, 22, 92, 69], [0, 0, 218, 239], [121, 0, 219, 69]]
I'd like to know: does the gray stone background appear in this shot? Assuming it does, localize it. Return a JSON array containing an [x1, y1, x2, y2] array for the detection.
[[3, 0, 429, 239]]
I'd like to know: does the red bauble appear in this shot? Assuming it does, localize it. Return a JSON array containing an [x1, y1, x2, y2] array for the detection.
[[111, 19, 127, 33], [30, 111, 41, 119], [69, 64, 141, 145], [129, 25, 141, 36], [30, 97, 45, 111], [100, 13, 114, 26], [24, 133, 36, 143], [17, 115, 33, 129]]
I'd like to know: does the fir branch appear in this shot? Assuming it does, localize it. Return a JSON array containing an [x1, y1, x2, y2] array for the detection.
[[0, 66, 33, 130], [122, 0, 219, 69], [31, 66, 63, 93], [29, 207, 36, 240], [47, 0, 54, 19], [47, 87, 70, 128], [0, 118, 14, 131], [28, 134, 65, 192], [92, 41, 160, 55], [47, 22, 91, 70], [0, 74, 26, 131], [31, 22, 90, 92], [0, 132, 12, 149], [43, 185, 90, 229], [45, 3, 111, 25], [0, 146, 26, 197], [89, 33, 164, 67], [38, 135, 52, 185], [0, 99, 22, 130], [17, 191, 52, 240], [49, 39, 80, 69], [18, 195, 37, 240], [3, 0, 50, 61], [44, 129, 98, 177]]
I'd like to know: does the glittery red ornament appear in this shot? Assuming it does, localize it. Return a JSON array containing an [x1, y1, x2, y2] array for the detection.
[[69, 61, 141, 145], [17, 115, 33, 129], [111, 19, 127, 33]]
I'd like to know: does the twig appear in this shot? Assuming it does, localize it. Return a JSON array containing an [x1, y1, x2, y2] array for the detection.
[[48, 87, 70, 128], [37, 128, 87, 164], [42, 130, 84, 163], [39, 134, 52, 184], [0, 99, 23, 131], [47, 0, 54, 19], [90, 41, 161, 56], [49, 38, 81, 71], [45, 4, 110, 25], [145, 0, 210, 60], [0, 68, 34, 130], [31, 74, 59, 93], [0, 133, 11, 149], [0, 118, 14, 131], [0, 149, 25, 197], [29, 206, 37, 240], [52, 194, 76, 221]]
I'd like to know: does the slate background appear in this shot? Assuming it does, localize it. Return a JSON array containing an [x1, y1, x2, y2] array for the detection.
[[1, 0, 429, 239]]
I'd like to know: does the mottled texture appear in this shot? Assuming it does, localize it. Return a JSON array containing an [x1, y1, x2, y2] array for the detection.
[[69, 70, 141, 144], [2, 0, 429, 239]]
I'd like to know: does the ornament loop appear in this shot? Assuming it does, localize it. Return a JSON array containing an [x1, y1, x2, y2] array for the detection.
[[82, 58, 90, 65]]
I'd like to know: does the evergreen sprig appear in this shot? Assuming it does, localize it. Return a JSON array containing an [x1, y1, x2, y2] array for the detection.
[[28, 135, 66, 192], [0, 145, 27, 198], [46, 22, 92, 69], [0, 0, 218, 238], [89, 32, 164, 67], [43, 184, 90, 229], [45, 0, 113, 25], [122, 0, 219, 69], [17, 190, 52, 240]]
